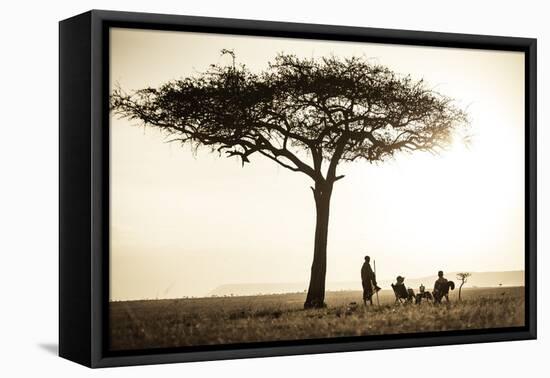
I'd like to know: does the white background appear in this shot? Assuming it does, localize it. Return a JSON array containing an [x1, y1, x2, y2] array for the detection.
[[0, 0, 546, 376]]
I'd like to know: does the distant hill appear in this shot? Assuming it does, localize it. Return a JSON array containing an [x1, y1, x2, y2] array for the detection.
[[208, 270, 524, 297], [378, 270, 524, 292]]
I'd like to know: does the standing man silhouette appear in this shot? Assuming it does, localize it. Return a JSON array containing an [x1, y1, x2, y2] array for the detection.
[[433, 270, 451, 303], [361, 256, 378, 307]]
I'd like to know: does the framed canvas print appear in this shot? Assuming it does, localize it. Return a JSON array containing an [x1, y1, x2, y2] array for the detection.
[[59, 10, 537, 368]]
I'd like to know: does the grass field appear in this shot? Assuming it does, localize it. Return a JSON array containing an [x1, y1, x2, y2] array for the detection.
[[109, 286, 524, 351]]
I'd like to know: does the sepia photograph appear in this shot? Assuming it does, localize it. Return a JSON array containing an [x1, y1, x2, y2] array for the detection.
[[108, 27, 526, 352]]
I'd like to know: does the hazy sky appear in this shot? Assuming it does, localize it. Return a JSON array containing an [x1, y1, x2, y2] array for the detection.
[[109, 28, 525, 300]]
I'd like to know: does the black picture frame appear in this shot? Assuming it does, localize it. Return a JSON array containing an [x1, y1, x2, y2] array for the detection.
[[59, 9, 537, 368]]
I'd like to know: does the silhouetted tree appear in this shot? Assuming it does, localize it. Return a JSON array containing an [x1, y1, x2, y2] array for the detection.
[[456, 272, 472, 301], [111, 51, 469, 309]]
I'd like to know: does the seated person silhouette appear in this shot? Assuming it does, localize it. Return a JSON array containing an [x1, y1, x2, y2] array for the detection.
[[391, 276, 415, 303], [432, 270, 455, 303], [415, 283, 433, 304]]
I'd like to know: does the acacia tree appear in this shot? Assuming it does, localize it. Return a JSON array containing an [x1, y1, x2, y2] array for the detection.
[[456, 272, 472, 301], [111, 51, 469, 309]]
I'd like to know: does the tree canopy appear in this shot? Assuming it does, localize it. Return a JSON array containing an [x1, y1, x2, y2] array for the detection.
[[110, 51, 469, 185]]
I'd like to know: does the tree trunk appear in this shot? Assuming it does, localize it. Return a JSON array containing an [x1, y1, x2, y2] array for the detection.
[[304, 181, 333, 309], [459, 282, 464, 301]]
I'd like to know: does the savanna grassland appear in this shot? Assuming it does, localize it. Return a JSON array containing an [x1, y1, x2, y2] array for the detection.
[[109, 286, 524, 351]]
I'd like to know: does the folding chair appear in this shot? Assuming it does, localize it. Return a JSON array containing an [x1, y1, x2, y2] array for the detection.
[[391, 283, 415, 304]]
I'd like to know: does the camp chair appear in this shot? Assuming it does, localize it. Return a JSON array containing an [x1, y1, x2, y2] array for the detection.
[[391, 283, 415, 304]]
